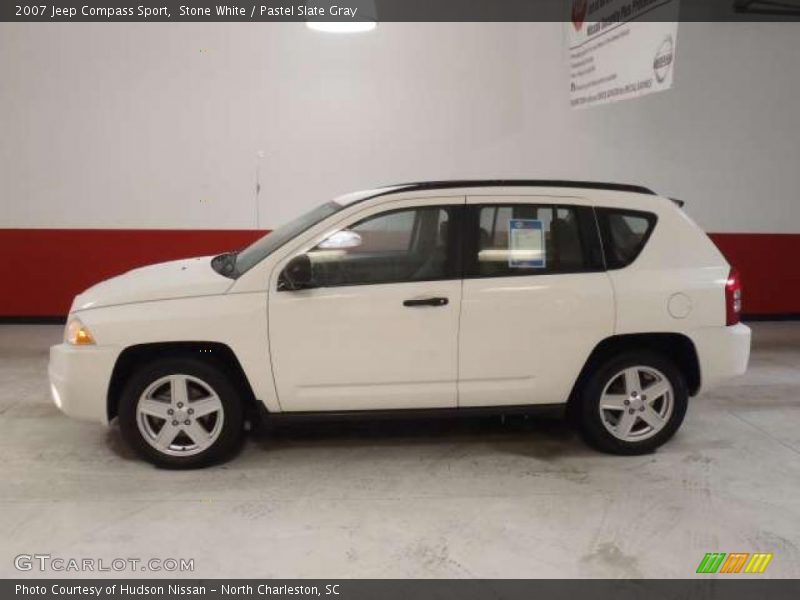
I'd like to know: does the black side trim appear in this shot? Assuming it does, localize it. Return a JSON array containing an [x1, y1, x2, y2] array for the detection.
[[578, 205, 606, 271], [265, 404, 566, 423]]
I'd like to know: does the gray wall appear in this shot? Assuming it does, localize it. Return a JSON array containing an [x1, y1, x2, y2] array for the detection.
[[1, 22, 798, 233]]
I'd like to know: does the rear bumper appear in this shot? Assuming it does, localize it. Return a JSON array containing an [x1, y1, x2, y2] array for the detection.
[[692, 323, 751, 394], [48, 343, 122, 424]]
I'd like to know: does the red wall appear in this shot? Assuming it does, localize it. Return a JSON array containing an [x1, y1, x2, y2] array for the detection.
[[1, 229, 798, 318], [709, 233, 800, 317], [0, 229, 264, 317]]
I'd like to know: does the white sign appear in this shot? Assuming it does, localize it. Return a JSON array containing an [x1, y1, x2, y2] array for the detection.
[[508, 219, 546, 269], [567, 0, 679, 109]]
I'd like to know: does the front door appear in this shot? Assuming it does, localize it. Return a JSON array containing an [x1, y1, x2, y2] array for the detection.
[[269, 197, 465, 412]]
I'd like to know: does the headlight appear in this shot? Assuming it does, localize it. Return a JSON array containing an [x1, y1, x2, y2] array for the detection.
[[65, 317, 95, 346]]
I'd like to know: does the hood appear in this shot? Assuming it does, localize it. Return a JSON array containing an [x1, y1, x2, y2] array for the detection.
[[72, 256, 233, 311]]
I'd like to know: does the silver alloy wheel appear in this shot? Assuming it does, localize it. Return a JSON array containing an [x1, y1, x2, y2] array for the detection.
[[598, 365, 674, 442], [136, 374, 224, 457]]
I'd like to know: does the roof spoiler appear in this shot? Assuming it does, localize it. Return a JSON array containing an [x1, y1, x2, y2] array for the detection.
[[670, 197, 685, 208]]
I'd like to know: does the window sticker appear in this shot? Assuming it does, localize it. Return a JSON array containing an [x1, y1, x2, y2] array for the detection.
[[508, 219, 546, 268]]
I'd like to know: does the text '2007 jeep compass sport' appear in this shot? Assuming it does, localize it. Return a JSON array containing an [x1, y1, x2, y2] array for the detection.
[[49, 181, 751, 468]]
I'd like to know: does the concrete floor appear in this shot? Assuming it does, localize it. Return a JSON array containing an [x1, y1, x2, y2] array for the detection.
[[0, 323, 798, 579]]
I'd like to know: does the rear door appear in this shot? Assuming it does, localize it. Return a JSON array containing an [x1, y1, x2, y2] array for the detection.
[[458, 196, 615, 406]]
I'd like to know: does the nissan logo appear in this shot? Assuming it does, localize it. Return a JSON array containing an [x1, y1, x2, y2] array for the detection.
[[654, 35, 675, 84]]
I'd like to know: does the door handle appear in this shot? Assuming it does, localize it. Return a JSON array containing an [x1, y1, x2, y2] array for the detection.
[[403, 297, 449, 307]]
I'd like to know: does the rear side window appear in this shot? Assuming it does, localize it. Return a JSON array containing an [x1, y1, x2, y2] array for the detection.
[[597, 208, 657, 269], [467, 204, 600, 278]]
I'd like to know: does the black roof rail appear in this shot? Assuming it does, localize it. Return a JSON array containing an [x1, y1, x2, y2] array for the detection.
[[373, 179, 657, 198]]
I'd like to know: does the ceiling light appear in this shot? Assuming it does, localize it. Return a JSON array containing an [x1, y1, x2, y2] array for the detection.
[[306, 21, 377, 33]]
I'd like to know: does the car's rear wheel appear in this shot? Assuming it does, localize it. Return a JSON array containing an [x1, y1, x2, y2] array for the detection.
[[118, 358, 244, 468], [576, 351, 688, 455]]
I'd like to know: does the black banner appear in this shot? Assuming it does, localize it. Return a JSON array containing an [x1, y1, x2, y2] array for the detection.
[[5, 580, 800, 600], [2, 0, 800, 22]]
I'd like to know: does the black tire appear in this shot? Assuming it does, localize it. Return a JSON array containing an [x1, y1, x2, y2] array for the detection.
[[576, 351, 688, 455], [118, 357, 245, 469]]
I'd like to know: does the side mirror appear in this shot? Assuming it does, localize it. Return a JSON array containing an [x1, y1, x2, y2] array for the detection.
[[279, 254, 313, 291], [317, 229, 363, 250]]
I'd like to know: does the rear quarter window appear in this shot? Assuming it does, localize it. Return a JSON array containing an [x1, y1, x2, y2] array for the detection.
[[597, 208, 657, 269]]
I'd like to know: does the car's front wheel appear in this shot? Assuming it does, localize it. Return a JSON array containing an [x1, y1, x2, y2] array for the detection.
[[118, 357, 244, 468], [576, 351, 688, 455]]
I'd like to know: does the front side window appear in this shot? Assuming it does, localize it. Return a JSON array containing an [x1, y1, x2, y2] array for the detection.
[[470, 204, 592, 277], [597, 208, 657, 269], [307, 206, 456, 287]]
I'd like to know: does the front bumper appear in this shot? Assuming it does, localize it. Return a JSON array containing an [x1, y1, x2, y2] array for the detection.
[[48, 343, 122, 424], [692, 323, 752, 394]]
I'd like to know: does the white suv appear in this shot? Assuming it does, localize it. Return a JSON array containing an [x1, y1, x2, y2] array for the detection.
[[49, 181, 751, 468]]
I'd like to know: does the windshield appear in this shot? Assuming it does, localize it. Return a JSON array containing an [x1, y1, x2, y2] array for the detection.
[[234, 201, 343, 275]]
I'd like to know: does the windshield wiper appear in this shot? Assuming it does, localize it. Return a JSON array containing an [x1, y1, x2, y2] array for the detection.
[[211, 251, 239, 279]]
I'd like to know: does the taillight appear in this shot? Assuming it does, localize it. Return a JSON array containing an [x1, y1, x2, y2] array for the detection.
[[725, 268, 742, 326]]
